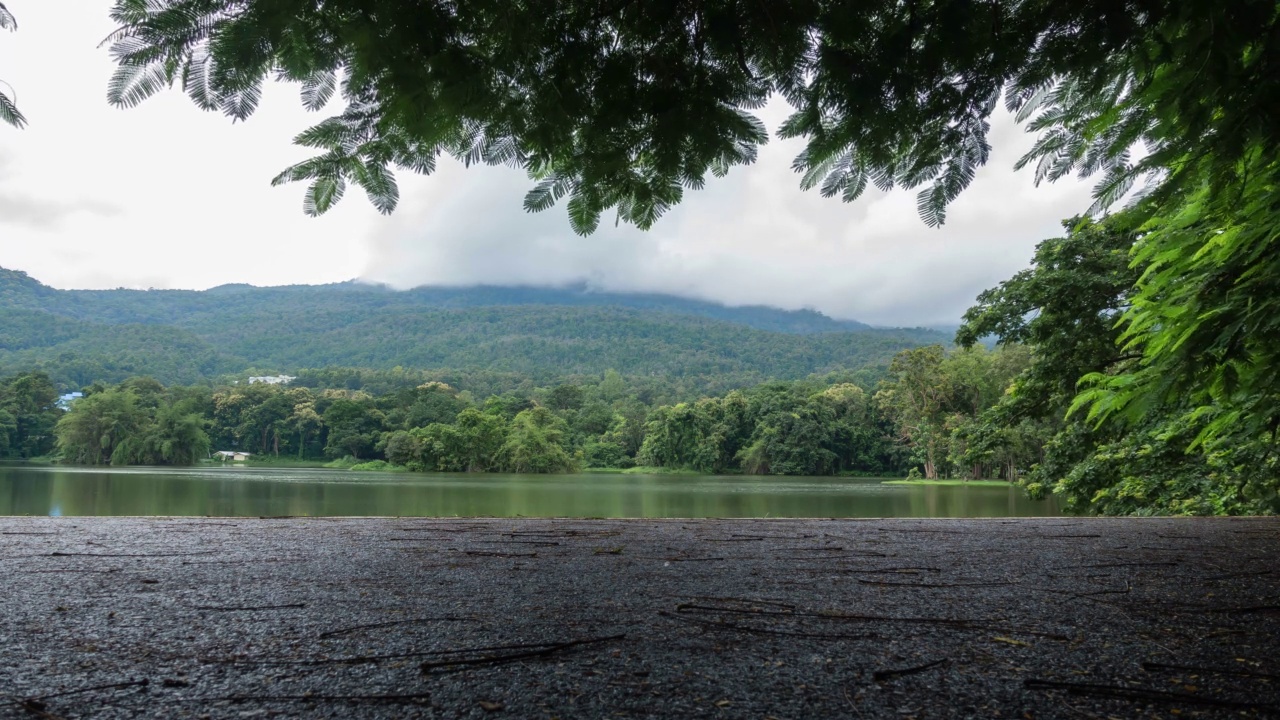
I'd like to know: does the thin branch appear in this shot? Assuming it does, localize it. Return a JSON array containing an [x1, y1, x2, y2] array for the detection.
[[1024, 678, 1279, 712], [318, 616, 481, 639], [420, 633, 625, 672], [193, 603, 306, 611], [658, 610, 876, 640], [873, 658, 949, 681], [1142, 662, 1280, 681]]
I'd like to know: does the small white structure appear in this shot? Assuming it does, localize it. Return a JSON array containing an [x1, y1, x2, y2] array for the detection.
[[248, 375, 296, 385], [214, 451, 252, 462], [57, 392, 84, 410]]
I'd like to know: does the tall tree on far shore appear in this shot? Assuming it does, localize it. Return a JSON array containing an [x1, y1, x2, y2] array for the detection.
[[54, 388, 148, 465], [876, 346, 951, 479]]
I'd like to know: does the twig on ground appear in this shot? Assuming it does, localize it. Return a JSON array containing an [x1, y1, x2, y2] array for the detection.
[[217, 637, 622, 667], [462, 550, 538, 558], [169, 692, 433, 704], [856, 579, 1015, 588], [658, 610, 875, 640], [1215, 604, 1280, 615], [193, 603, 306, 611], [1024, 678, 1278, 712], [318, 616, 481, 639], [1141, 661, 1280, 680], [1064, 562, 1180, 569], [777, 552, 889, 559], [26, 679, 149, 702], [872, 658, 949, 681], [420, 633, 625, 672], [16, 700, 67, 720], [1201, 570, 1272, 581], [48, 551, 213, 558], [851, 567, 942, 574], [677, 596, 796, 610], [674, 604, 1069, 640], [505, 530, 621, 538]]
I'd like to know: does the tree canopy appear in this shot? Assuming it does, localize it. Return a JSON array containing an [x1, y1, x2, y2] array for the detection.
[[101, 3, 1280, 463], [959, 217, 1280, 514], [103, 0, 1277, 230]]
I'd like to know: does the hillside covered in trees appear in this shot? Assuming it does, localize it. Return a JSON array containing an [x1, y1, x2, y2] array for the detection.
[[0, 268, 946, 389]]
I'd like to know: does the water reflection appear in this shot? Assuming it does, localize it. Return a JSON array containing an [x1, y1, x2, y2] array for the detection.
[[0, 466, 1060, 518]]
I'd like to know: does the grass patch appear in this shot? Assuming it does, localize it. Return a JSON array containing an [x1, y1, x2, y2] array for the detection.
[[349, 460, 409, 473], [245, 457, 332, 468], [323, 457, 360, 469], [22, 455, 59, 466], [619, 466, 706, 475], [882, 479, 1016, 487]]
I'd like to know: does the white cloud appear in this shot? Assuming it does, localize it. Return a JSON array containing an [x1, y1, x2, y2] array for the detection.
[[361, 104, 1096, 326], [1, 1, 1097, 326]]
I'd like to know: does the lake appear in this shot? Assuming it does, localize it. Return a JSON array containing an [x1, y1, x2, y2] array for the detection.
[[0, 465, 1061, 518]]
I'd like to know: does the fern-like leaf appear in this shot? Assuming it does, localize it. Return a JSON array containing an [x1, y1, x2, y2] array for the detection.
[[218, 79, 263, 122], [0, 88, 26, 128], [300, 70, 336, 112], [303, 175, 346, 217], [107, 60, 174, 109], [356, 159, 399, 214], [566, 194, 600, 236]]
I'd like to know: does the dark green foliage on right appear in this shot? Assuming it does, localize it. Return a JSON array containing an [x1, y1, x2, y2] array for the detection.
[[959, 217, 1280, 515]]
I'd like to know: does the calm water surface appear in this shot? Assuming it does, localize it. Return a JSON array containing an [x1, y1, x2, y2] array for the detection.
[[0, 465, 1060, 518]]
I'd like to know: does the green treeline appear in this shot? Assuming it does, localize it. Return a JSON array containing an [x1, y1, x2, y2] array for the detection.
[[4, 348, 1031, 479]]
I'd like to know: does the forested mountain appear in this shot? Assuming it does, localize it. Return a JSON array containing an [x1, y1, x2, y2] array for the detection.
[[2, 269, 874, 332], [0, 268, 947, 389]]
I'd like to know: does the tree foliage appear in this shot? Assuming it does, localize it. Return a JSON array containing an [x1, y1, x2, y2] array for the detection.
[[99, 0, 1274, 232], [55, 388, 149, 465], [959, 217, 1280, 514], [0, 372, 60, 459], [22, 359, 1049, 482], [0, 1, 24, 128]]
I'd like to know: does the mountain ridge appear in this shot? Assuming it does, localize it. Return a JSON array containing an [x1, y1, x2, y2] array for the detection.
[[0, 267, 950, 389]]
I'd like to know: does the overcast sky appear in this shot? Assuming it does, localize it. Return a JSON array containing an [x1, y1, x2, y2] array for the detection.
[[0, 2, 1097, 327]]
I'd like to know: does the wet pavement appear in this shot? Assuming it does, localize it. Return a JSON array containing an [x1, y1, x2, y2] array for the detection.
[[1, 516, 1277, 719]]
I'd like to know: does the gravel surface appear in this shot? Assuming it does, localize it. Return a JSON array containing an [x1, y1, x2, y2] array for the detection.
[[1, 516, 1277, 719]]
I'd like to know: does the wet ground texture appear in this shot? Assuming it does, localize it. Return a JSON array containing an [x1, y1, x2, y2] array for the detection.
[[1, 517, 1278, 719]]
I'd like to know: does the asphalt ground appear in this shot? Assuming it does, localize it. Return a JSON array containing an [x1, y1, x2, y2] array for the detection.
[[1, 516, 1277, 719]]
